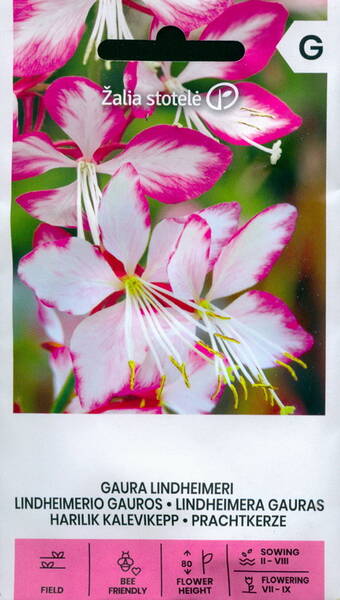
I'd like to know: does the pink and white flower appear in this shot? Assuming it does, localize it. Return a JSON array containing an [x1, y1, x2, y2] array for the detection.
[[38, 275, 221, 415], [125, 0, 302, 164], [18, 166, 312, 413], [14, 0, 227, 77], [35, 228, 216, 416], [13, 76, 232, 244], [18, 164, 228, 412], [166, 203, 314, 413]]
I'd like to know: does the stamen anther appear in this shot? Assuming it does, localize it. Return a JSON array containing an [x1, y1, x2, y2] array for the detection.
[[280, 406, 296, 415], [229, 383, 239, 409], [215, 333, 240, 344], [238, 121, 263, 131], [284, 353, 308, 369], [169, 356, 191, 388], [212, 375, 224, 401], [239, 376, 248, 402], [198, 342, 224, 359], [128, 360, 136, 390], [275, 360, 298, 381], [156, 375, 167, 404]]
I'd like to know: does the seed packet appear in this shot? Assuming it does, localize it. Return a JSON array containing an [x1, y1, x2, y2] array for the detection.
[[1, 0, 339, 598]]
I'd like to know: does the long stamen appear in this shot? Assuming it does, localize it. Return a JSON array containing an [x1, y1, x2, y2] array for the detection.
[[184, 109, 193, 130], [137, 294, 191, 388], [83, 1, 106, 64], [76, 163, 85, 240], [186, 109, 217, 140], [200, 301, 297, 411], [131, 294, 164, 376], [79, 165, 100, 245], [125, 278, 216, 391], [173, 104, 184, 127], [76, 161, 101, 245], [146, 281, 211, 317], [80, 170, 100, 245], [83, 0, 133, 65], [137, 293, 183, 365], [166, 79, 214, 139], [220, 333, 255, 387], [142, 285, 214, 364], [225, 319, 285, 410], [201, 312, 230, 383], [116, 0, 133, 39], [87, 163, 102, 214], [214, 328, 246, 384], [124, 287, 134, 362], [228, 317, 308, 385]]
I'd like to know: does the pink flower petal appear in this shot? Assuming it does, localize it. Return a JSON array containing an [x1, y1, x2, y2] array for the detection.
[[179, 0, 288, 83], [98, 164, 150, 274], [168, 214, 211, 300], [33, 224, 72, 248], [12, 132, 74, 180], [208, 204, 297, 300], [149, 17, 164, 39], [143, 0, 226, 30], [197, 203, 241, 267], [164, 351, 223, 414], [18, 238, 121, 315], [143, 218, 184, 283], [145, 203, 240, 283], [46, 344, 73, 397], [37, 302, 65, 345], [14, 0, 92, 77], [197, 83, 302, 145], [71, 303, 147, 410], [227, 290, 314, 368], [124, 62, 162, 118], [16, 181, 78, 227], [44, 77, 127, 159], [99, 125, 233, 204]]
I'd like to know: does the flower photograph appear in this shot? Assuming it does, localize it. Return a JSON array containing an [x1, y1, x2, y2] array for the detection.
[[12, 0, 326, 415]]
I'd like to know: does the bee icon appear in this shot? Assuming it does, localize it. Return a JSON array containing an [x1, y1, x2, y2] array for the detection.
[[117, 551, 134, 572]]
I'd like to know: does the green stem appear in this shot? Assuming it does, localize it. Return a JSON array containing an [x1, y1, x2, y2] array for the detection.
[[50, 372, 76, 414]]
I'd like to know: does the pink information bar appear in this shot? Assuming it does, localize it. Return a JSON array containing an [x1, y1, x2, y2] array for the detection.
[[15, 539, 324, 599]]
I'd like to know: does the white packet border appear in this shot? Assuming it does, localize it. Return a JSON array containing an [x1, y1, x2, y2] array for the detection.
[[0, 2, 340, 599]]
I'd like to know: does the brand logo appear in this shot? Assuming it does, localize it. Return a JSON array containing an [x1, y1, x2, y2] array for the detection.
[[206, 83, 239, 111]]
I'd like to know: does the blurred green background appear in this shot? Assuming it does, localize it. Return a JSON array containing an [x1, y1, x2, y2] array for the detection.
[[12, 4, 326, 414]]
